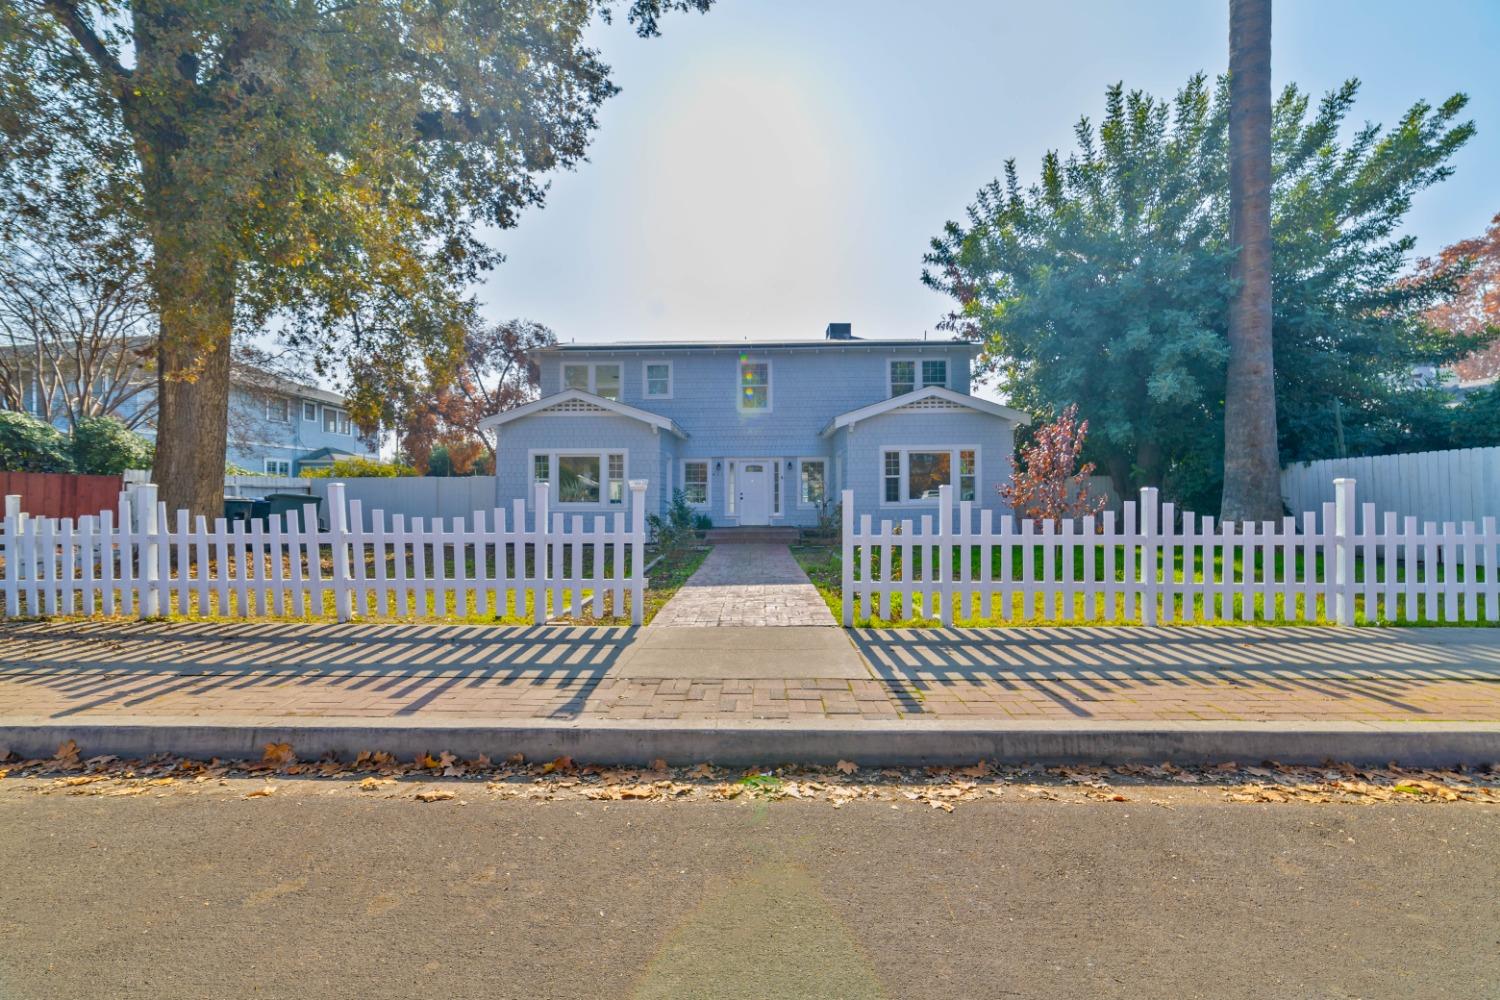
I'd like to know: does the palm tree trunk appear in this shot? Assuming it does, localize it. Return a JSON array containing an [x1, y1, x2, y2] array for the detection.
[[1220, 0, 1283, 522]]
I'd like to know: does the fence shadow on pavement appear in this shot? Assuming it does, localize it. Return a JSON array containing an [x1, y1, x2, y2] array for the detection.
[[848, 625, 1500, 719], [0, 620, 637, 721]]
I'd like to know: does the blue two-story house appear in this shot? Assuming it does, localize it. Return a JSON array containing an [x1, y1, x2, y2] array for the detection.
[[477, 324, 1030, 527]]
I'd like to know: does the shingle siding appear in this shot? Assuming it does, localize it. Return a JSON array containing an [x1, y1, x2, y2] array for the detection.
[[505, 342, 1015, 526]]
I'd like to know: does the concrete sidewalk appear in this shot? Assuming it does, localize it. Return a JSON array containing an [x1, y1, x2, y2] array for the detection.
[[2, 620, 1499, 764]]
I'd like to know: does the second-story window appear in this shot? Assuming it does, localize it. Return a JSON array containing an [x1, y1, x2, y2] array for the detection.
[[562, 362, 622, 400], [303, 401, 318, 422], [322, 407, 351, 435], [890, 358, 948, 396], [644, 362, 672, 398], [738, 358, 770, 410], [266, 397, 289, 422]]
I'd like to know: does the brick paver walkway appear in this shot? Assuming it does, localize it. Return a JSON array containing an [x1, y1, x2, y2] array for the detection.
[[650, 543, 835, 627], [2, 620, 1500, 725]]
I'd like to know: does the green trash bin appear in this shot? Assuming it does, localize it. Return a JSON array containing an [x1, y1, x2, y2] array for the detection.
[[263, 493, 323, 531]]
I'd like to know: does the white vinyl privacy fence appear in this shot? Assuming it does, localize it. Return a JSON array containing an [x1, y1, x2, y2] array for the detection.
[[1, 481, 648, 625], [840, 480, 1500, 627]]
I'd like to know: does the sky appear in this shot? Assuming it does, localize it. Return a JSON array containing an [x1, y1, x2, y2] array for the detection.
[[479, 0, 1500, 372]]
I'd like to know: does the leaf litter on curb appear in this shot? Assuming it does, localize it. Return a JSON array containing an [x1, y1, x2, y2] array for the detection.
[[0, 744, 1497, 811]]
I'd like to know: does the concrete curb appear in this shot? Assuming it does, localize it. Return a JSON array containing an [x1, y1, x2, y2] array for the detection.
[[3, 716, 1498, 767]]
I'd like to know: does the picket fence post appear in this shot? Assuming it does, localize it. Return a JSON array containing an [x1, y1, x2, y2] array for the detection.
[[532, 481, 550, 625], [936, 484, 953, 626], [3, 495, 20, 617], [1139, 487, 1159, 626], [1334, 477, 1356, 626], [327, 482, 353, 622], [629, 480, 647, 626], [137, 483, 159, 618], [840, 489, 855, 627]]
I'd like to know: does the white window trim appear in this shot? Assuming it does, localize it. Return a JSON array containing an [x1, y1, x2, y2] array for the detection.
[[736, 357, 773, 413], [888, 357, 949, 397], [561, 362, 624, 400], [302, 401, 318, 421], [797, 457, 829, 508], [642, 360, 674, 400], [680, 458, 711, 507], [527, 448, 630, 509], [263, 458, 293, 477], [265, 396, 290, 423], [878, 444, 980, 507]]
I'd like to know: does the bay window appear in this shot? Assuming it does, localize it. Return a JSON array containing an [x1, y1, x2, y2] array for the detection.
[[880, 447, 979, 504]]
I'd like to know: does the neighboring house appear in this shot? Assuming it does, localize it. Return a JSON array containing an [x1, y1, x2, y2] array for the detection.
[[4, 351, 376, 476], [219, 369, 378, 476], [477, 323, 1029, 527]]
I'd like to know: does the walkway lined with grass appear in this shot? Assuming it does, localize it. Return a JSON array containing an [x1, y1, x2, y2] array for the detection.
[[650, 543, 836, 627], [3, 619, 1500, 726]]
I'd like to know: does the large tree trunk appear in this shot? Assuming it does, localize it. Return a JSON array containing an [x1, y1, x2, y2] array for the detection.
[[145, 190, 236, 518], [153, 322, 232, 518], [1220, 0, 1283, 522]]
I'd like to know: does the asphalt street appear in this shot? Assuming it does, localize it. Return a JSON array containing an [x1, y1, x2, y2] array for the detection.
[[2, 790, 1497, 999]]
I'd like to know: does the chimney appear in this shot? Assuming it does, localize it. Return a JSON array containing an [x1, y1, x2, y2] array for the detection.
[[825, 322, 853, 341]]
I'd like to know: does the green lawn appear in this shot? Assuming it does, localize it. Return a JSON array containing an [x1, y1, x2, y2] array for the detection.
[[792, 544, 1497, 628], [3, 543, 708, 626]]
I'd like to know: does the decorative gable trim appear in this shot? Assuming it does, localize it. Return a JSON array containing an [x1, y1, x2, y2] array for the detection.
[[477, 388, 688, 439], [819, 386, 1030, 438]]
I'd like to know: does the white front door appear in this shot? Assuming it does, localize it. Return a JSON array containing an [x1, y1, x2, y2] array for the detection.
[[738, 463, 770, 525]]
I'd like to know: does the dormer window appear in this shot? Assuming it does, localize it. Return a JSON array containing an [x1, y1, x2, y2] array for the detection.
[[889, 358, 948, 396]]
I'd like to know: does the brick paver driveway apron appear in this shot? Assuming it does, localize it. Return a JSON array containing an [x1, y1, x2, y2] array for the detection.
[[650, 543, 836, 627]]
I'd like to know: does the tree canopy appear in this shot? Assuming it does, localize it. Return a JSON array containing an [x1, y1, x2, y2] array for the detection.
[[924, 75, 1484, 511], [1, 0, 709, 512]]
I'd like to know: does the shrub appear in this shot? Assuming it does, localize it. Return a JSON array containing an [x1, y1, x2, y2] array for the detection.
[[647, 489, 697, 557], [0, 411, 73, 472], [301, 457, 415, 479], [71, 415, 154, 475], [692, 513, 713, 532], [998, 403, 1106, 521]]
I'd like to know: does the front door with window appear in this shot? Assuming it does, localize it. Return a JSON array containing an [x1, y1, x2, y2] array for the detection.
[[738, 463, 770, 525]]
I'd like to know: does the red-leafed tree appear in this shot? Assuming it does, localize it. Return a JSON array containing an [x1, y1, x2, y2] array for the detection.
[[999, 404, 1107, 521], [1423, 212, 1500, 381]]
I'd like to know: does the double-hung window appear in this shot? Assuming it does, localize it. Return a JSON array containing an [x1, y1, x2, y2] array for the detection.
[[881, 447, 978, 504], [303, 401, 318, 422], [738, 358, 770, 411], [562, 362, 622, 400], [682, 461, 709, 505], [798, 459, 827, 506], [889, 358, 949, 396], [644, 362, 672, 399], [266, 397, 289, 422], [264, 458, 292, 477], [323, 407, 346, 433]]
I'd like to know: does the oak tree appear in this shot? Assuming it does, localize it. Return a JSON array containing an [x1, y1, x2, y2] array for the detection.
[[2, 0, 708, 514]]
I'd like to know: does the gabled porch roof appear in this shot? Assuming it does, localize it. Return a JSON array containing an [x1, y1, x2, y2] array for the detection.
[[819, 386, 1031, 438], [476, 388, 688, 439]]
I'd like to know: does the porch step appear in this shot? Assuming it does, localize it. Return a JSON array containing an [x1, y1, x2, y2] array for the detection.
[[704, 527, 801, 545]]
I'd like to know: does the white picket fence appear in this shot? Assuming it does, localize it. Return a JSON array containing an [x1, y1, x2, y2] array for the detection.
[[1, 481, 648, 625], [839, 480, 1500, 627]]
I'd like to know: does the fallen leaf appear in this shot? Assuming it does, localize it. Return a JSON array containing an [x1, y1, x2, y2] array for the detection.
[[245, 785, 276, 799], [541, 756, 574, 775], [648, 758, 669, 773], [835, 760, 858, 775], [261, 743, 295, 767], [687, 763, 715, 779], [415, 788, 455, 802], [415, 752, 442, 770]]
